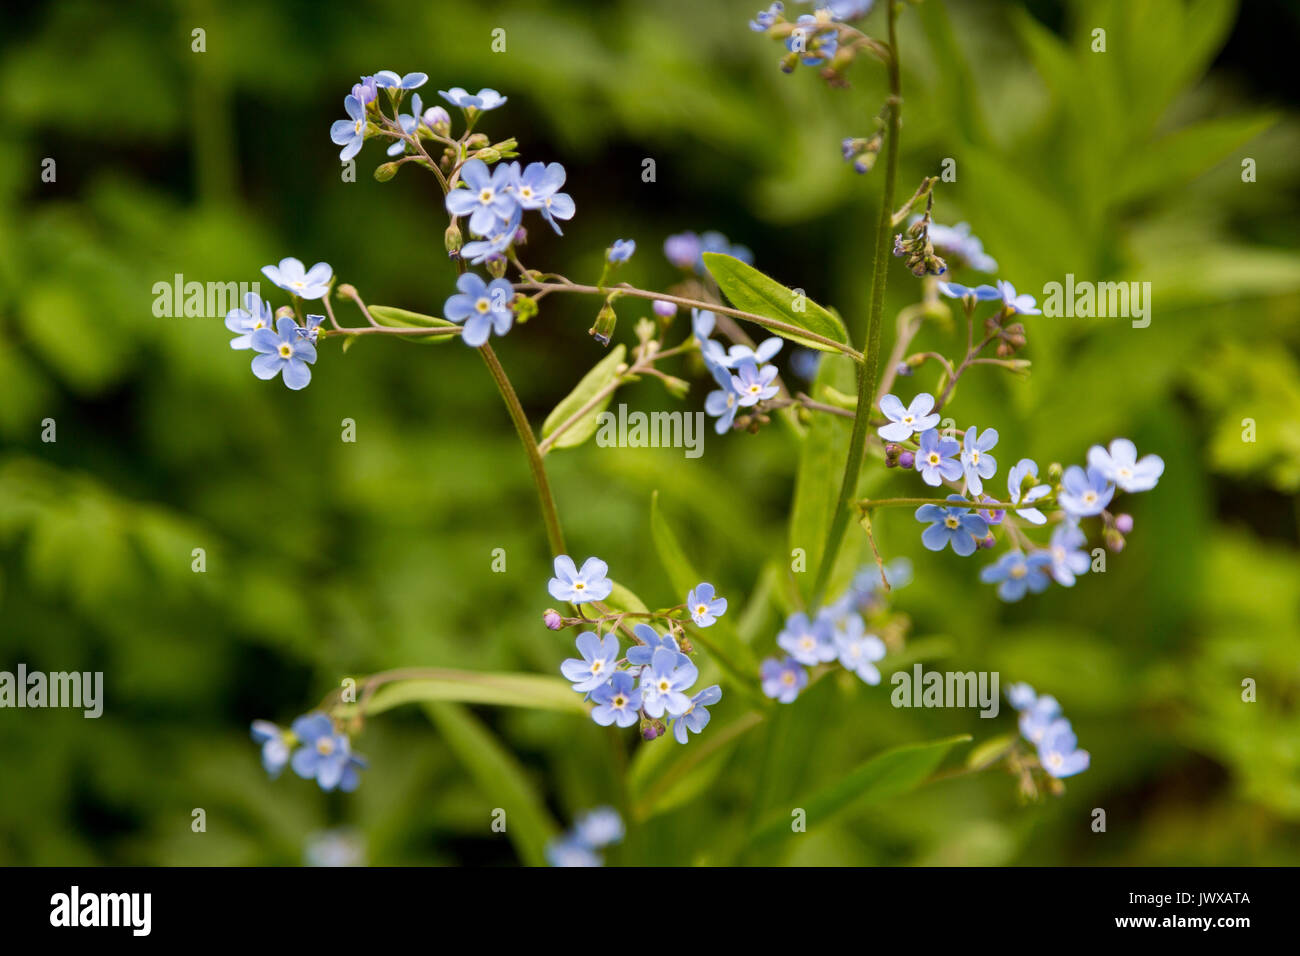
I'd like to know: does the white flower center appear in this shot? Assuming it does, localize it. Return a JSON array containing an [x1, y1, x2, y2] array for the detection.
[[479, 188, 494, 203], [278, 343, 293, 358], [475, 297, 491, 314], [316, 738, 335, 756]]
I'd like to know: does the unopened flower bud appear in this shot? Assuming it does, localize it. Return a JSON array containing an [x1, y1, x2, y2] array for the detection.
[[513, 226, 528, 246], [885, 443, 902, 467], [486, 254, 508, 279], [640, 718, 665, 741], [423, 106, 450, 134], [1047, 462, 1063, 483], [465, 133, 489, 149], [979, 534, 997, 549], [652, 299, 677, 319], [1104, 528, 1126, 552], [589, 302, 618, 346], [274, 305, 296, 321], [444, 224, 463, 257], [1115, 513, 1134, 534], [374, 162, 399, 182], [896, 361, 914, 376], [542, 609, 563, 630], [476, 147, 501, 163], [898, 450, 915, 470]]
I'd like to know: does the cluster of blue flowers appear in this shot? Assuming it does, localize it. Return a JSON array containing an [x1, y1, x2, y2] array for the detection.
[[549, 555, 725, 743], [885, 391, 1164, 601], [546, 806, 624, 867], [251, 713, 367, 792], [874, 279, 1164, 601], [760, 559, 910, 703], [1006, 683, 1090, 779], [692, 309, 784, 434], [749, 2, 876, 77], [224, 257, 333, 390]]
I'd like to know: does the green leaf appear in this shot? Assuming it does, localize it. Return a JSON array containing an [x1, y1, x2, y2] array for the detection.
[[540, 344, 626, 450], [789, 353, 859, 604], [421, 702, 561, 866], [1111, 113, 1276, 205], [367, 304, 459, 344], [603, 579, 649, 615], [701, 252, 848, 353], [649, 491, 759, 686], [629, 711, 763, 820], [355, 670, 587, 717], [748, 734, 971, 850]]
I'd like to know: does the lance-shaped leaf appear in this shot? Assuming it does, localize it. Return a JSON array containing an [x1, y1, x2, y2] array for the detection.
[[541, 344, 627, 450], [748, 734, 971, 850], [422, 701, 561, 867], [352, 670, 587, 717], [702, 252, 849, 353], [367, 304, 459, 344]]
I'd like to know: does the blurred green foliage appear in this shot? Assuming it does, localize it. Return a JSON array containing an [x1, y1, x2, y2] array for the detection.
[[0, 0, 1298, 866]]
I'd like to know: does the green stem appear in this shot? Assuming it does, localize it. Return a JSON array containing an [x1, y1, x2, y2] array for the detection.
[[478, 343, 566, 556], [811, 0, 903, 607]]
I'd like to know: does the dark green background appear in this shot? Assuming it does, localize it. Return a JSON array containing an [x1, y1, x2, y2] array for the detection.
[[1, 0, 1297, 865]]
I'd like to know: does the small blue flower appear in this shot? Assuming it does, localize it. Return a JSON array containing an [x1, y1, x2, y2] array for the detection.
[[724, 337, 783, 367], [446, 158, 519, 237], [1038, 720, 1090, 778], [422, 104, 450, 130], [687, 582, 727, 627], [777, 611, 837, 665], [915, 495, 988, 556], [1087, 438, 1164, 493], [797, 0, 874, 20], [374, 70, 428, 90], [573, 807, 624, 848], [295, 314, 324, 344], [225, 291, 273, 350], [937, 281, 1000, 301], [386, 92, 424, 157], [261, 257, 332, 299], [834, 614, 887, 684], [914, 428, 962, 486], [607, 239, 636, 263], [548, 554, 613, 604], [1007, 458, 1051, 524], [928, 221, 998, 273], [705, 363, 742, 434], [787, 15, 838, 66], [672, 684, 721, 743], [250, 316, 317, 390], [976, 495, 1005, 526], [1018, 694, 1061, 745], [590, 672, 642, 727], [761, 656, 807, 703], [749, 2, 784, 31], [438, 86, 507, 111], [1047, 521, 1090, 587], [546, 837, 602, 867], [665, 232, 703, 270], [561, 632, 621, 693], [351, 76, 378, 106], [639, 646, 699, 718], [443, 272, 515, 347], [1058, 465, 1114, 519], [731, 360, 779, 407], [626, 623, 689, 671], [878, 392, 940, 441], [250, 720, 291, 777], [1005, 682, 1037, 711], [460, 205, 522, 265], [980, 550, 1053, 601], [289, 713, 354, 792], [960, 426, 999, 496], [507, 161, 575, 235], [700, 230, 753, 266], [790, 348, 822, 380], [996, 280, 1040, 315], [330, 94, 368, 162]]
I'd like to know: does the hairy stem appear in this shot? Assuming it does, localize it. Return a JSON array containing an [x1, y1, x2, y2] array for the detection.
[[810, 0, 903, 607]]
